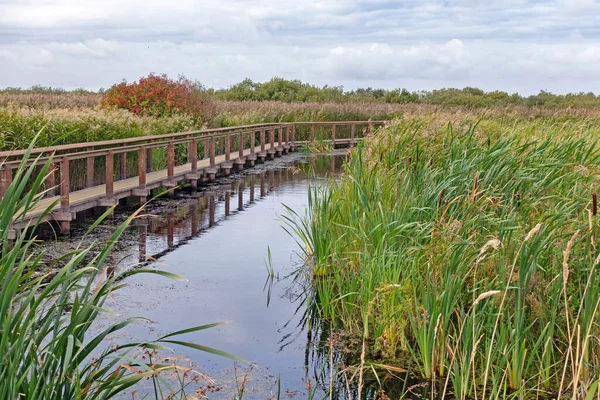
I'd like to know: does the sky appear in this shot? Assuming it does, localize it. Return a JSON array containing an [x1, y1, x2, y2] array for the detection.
[[0, 0, 599, 94]]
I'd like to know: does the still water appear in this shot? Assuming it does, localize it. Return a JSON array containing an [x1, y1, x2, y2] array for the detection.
[[85, 152, 345, 399]]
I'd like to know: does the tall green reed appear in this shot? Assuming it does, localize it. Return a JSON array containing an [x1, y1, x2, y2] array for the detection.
[[287, 117, 600, 398]]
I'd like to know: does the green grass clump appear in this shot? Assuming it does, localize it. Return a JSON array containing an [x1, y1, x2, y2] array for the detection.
[[286, 117, 600, 398]]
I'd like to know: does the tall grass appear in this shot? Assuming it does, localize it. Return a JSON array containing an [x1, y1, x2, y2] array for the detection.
[[0, 141, 243, 399], [287, 118, 600, 398]]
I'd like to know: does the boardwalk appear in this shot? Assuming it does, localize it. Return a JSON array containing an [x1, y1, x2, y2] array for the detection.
[[0, 121, 386, 237]]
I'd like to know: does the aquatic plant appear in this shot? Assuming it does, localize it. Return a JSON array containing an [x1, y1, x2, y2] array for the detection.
[[289, 117, 600, 398]]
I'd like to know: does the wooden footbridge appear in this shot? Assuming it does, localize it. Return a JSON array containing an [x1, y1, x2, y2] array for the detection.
[[0, 121, 385, 236]]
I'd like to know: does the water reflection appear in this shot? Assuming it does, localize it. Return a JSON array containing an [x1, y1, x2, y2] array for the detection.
[[129, 165, 318, 267], [83, 152, 361, 399]]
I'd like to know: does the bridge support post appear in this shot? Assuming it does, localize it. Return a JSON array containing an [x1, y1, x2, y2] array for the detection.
[[101, 151, 118, 210], [86, 147, 95, 188], [278, 127, 283, 147], [225, 135, 231, 161], [59, 157, 71, 234], [247, 130, 256, 167], [0, 165, 12, 199], [206, 136, 216, 180], [268, 128, 275, 160], [164, 140, 175, 187], [259, 129, 266, 163], [146, 148, 153, 173], [332, 124, 336, 148], [47, 162, 56, 197], [188, 139, 199, 189], [135, 147, 147, 204], [222, 134, 232, 175], [120, 144, 127, 180], [236, 132, 245, 171]]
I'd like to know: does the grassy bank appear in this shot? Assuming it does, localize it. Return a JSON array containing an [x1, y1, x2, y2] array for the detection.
[[287, 117, 600, 398]]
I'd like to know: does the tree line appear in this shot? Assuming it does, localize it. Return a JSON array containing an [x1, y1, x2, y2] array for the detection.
[[3, 76, 600, 108]]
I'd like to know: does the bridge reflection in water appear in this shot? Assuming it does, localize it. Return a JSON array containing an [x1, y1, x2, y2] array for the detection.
[[120, 153, 343, 268]]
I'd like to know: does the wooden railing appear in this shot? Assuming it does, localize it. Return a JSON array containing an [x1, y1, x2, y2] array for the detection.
[[0, 120, 387, 235]]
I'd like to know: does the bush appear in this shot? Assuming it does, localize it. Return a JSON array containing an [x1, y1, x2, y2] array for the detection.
[[101, 74, 214, 123]]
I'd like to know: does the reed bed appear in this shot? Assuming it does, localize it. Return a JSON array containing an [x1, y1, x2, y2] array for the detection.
[[0, 107, 198, 149], [4, 92, 600, 152], [286, 117, 600, 398]]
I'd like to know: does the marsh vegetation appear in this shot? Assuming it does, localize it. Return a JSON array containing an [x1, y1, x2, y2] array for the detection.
[[287, 117, 600, 398]]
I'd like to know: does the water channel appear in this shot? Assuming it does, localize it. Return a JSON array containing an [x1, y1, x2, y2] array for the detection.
[[43, 152, 348, 399]]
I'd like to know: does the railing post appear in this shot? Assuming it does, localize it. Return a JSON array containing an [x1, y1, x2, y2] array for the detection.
[[146, 148, 153, 173], [278, 127, 282, 147], [120, 144, 127, 180], [86, 147, 95, 188], [331, 124, 336, 147], [60, 157, 69, 210], [225, 134, 231, 161], [60, 156, 70, 234], [191, 139, 198, 173], [138, 147, 147, 203], [0, 167, 5, 199], [239, 132, 244, 159], [251, 130, 256, 154], [260, 129, 265, 151], [167, 140, 175, 181], [311, 123, 315, 142], [285, 126, 290, 144], [0, 165, 12, 199], [270, 128, 275, 150], [106, 151, 114, 199], [47, 162, 56, 197], [209, 137, 215, 167], [351, 124, 356, 145]]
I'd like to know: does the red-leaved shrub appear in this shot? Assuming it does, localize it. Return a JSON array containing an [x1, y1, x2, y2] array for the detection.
[[101, 74, 214, 123]]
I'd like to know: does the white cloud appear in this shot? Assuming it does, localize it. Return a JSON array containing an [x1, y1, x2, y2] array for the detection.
[[0, 0, 599, 94]]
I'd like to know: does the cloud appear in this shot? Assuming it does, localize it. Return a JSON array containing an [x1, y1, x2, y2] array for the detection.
[[0, 0, 599, 94]]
